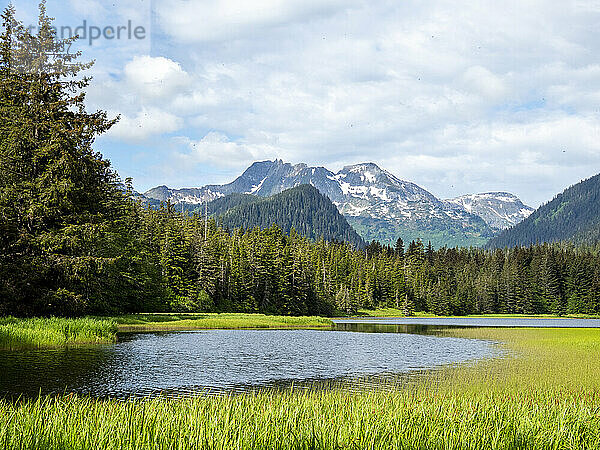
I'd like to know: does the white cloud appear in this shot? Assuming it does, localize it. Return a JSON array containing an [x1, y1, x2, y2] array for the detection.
[[80, 0, 600, 204], [124, 56, 191, 100], [380, 114, 600, 205], [175, 132, 274, 168], [154, 0, 360, 43], [461, 66, 508, 100], [109, 108, 183, 141]]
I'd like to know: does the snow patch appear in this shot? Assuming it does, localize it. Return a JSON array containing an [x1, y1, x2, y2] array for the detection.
[[248, 176, 267, 194], [363, 171, 376, 183], [369, 186, 390, 201]]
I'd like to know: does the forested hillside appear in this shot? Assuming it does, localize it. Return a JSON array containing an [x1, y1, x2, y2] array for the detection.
[[213, 185, 366, 248], [206, 194, 259, 217], [92, 208, 600, 317], [488, 174, 600, 248]]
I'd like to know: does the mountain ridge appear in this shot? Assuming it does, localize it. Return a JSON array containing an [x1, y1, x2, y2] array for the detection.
[[445, 192, 534, 231]]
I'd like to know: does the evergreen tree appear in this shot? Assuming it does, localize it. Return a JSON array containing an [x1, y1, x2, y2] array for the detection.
[[0, 3, 157, 315], [395, 237, 405, 258], [426, 241, 434, 263]]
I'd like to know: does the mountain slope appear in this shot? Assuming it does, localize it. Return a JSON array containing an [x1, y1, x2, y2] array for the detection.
[[445, 192, 534, 231], [487, 174, 600, 248], [205, 193, 259, 216], [214, 185, 365, 247], [143, 160, 527, 248]]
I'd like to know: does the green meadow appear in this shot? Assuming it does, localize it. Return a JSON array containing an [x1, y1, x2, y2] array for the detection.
[[114, 313, 333, 332], [1, 325, 600, 448]]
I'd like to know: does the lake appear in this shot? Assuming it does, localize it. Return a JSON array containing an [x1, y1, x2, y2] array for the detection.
[[333, 317, 600, 328], [0, 325, 497, 399]]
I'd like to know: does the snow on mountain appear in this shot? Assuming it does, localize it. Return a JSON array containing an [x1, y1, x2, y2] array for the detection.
[[329, 163, 443, 220], [445, 192, 534, 231], [143, 185, 225, 205]]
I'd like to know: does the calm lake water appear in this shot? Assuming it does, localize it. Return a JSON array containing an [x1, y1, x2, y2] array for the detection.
[[0, 326, 497, 399], [333, 317, 600, 328]]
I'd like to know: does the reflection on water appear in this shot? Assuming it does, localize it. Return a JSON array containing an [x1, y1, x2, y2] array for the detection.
[[334, 322, 464, 335], [0, 327, 498, 399]]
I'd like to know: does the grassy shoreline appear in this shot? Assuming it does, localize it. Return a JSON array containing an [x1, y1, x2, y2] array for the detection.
[[3, 310, 598, 349], [0, 317, 118, 350], [1, 327, 600, 448], [115, 313, 333, 332], [0, 314, 333, 349]]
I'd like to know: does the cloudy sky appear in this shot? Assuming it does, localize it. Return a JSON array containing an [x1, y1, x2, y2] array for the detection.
[[9, 0, 600, 206]]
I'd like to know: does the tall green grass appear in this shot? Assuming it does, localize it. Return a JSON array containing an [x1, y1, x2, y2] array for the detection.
[[0, 317, 117, 350], [115, 313, 332, 332], [1, 387, 598, 449], [0, 314, 329, 349]]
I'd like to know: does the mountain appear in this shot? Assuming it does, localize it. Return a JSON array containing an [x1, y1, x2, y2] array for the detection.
[[143, 160, 531, 248], [212, 185, 365, 248], [445, 192, 534, 231], [487, 173, 600, 248], [142, 160, 293, 205]]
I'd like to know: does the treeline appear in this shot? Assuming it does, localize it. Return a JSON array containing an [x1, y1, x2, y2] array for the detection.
[[382, 240, 600, 316], [121, 210, 600, 317], [5, 187, 600, 316]]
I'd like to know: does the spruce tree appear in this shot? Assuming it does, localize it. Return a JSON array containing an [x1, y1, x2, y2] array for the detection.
[[0, 2, 149, 315], [395, 237, 404, 258]]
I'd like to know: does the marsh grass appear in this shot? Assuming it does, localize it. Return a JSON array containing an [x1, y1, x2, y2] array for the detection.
[[0, 313, 331, 348], [435, 327, 600, 393], [115, 313, 332, 332], [0, 317, 117, 350], [1, 385, 599, 449]]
